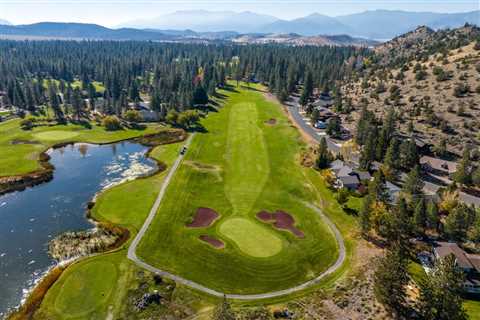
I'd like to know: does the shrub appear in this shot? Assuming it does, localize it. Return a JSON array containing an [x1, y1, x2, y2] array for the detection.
[[20, 118, 34, 130], [102, 115, 122, 131], [123, 109, 142, 123], [453, 83, 470, 97]]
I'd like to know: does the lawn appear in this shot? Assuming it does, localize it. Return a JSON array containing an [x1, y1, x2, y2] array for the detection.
[[136, 84, 340, 294], [0, 119, 165, 177]]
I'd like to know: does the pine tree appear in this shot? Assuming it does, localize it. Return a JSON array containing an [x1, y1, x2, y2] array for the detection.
[[454, 146, 471, 185], [403, 165, 424, 201], [299, 71, 313, 106], [315, 137, 332, 169], [360, 130, 377, 170], [359, 195, 372, 236], [413, 198, 427, 235], [417, 254, 466, 320], [374, 247, 408, 315], [426, 200, 439, 231], [382, 138, 400, 181]]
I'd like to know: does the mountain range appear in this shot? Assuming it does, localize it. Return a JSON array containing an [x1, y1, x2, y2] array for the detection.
[[0, 22, 375, 47], [119, 9, 479, 39], [0, 9, 478, 41], [121, 10, 278, 33]]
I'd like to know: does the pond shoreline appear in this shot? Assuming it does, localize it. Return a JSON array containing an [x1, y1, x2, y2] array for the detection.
[[5, 129, 187, 320], [0, 129, 186, 196]]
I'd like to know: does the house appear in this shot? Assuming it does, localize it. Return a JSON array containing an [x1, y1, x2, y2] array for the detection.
[[312, 98, 333, 109], [433, 242, 480, 294], [459, 192, 480, 208], [338, 175, 360, 190], [386, 181, 402, 203], [420, 156, 457, 179], [314, 106, 336, 120], [422, 181, 442, 202], [330, 160, 369, 190], [132, 101, 160, 122]]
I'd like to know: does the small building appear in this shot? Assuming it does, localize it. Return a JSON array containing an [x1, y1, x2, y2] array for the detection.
[[422, 181, 442, 203], [433, 242, 480, 294], [330, 160, 367, 190], [338, 174, 360, 190], [420, 156, 457, 179], [386, 181, 402, 203], [132, 101, 160, 122], [459, 192, 480, 208]]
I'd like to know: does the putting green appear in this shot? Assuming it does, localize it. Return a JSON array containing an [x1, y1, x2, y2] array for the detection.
[[54, 260, 117, 316], [33, 130, 80, 141], [219, 218, 283, 258]]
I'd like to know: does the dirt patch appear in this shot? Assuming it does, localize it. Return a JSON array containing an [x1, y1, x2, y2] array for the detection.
[[265, 118, 277, 125], [199, 235, 225, 249], [256, 210, 305, 238], [186, 207, 220, 228], [136, 129, 187, 147], [10, 139, 41, 145]]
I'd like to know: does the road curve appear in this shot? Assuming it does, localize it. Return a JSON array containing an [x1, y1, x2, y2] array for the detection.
[[127, 135, 346, 300]]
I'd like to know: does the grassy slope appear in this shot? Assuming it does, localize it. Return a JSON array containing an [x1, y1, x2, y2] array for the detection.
[[0, 119, 164, 177], [35, 143, 184, 319], [136, 85, 339, 294]]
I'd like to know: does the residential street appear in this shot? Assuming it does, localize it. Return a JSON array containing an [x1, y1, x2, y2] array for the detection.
[[285, 95, 341, 154]]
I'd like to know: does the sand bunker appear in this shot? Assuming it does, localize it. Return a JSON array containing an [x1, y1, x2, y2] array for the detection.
[[199, 235, 225, 249], [11, 139, 41, 145], [257, 210, 305, 238], [186, 207, 219, 228], [265, 118, 277, 125]]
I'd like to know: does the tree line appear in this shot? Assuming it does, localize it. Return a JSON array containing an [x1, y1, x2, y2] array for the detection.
[[0, 40, 367, 122]]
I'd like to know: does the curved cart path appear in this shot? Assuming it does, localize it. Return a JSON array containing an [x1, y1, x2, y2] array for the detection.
[[127, 134, 346, 300]]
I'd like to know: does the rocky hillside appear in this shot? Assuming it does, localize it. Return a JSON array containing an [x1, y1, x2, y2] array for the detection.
[[374, 24, 479, 66], [232, 33, 377, 47], [339, 26, 480, 156]]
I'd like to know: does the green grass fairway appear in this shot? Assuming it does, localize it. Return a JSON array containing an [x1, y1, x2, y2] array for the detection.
[[54, 259, 117, 316], [33, 130, 80, 141], [137, 84, 339, 294], [219, 218, 282, 258]]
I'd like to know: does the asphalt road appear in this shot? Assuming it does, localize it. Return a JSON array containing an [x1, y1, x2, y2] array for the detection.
[[285, 96, 341, 154], [127, 127, 346, 300]]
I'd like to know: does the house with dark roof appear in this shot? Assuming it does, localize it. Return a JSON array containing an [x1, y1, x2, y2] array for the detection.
[[420, 156, 457, 179], [433, 242, 480, 294], [330, 160, 370, 190]]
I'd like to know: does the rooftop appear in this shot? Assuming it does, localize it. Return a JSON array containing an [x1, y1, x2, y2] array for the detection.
[[420, 156, 457, 174], [434, 242, 480, 272]]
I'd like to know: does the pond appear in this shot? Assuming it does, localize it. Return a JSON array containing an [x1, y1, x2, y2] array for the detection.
[[0, 141, 157, 317]]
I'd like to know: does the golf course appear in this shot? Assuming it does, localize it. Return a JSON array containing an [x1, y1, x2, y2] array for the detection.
[[136, 84, 340, 294]]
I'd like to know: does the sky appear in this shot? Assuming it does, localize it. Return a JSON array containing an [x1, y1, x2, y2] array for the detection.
[[0, 0, 478, 26]]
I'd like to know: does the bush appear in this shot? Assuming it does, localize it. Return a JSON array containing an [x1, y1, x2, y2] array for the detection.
[[123, 109, 142, 123], [453, 83, 470, 97], [20, 118, 34, 130], [102, 115, 122, 131]]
